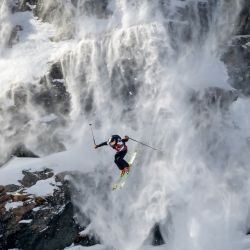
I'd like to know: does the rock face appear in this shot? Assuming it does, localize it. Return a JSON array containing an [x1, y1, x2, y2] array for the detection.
[[223, 0, 250, 95], [0, 169, 99, 250], [13, 0, 43, 16], [0, 1, 72, 164], [77, 0, 112, 19], [33, 63, 71, 116], [0, 61, 69, 164], [11, 144, 39, 158], [20, 168, 53, 187], [190, 87, 239, 115]]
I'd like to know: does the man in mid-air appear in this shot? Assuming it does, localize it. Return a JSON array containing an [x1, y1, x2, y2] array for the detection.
[[95, 135, 130, 176]]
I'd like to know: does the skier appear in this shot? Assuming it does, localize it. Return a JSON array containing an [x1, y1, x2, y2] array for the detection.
[[95, 135, 130, 176]]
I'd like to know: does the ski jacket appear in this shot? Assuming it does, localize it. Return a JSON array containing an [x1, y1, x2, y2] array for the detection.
[[96, 135, 128, 152]]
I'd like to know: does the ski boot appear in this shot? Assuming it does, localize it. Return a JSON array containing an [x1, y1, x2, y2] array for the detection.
[[120, 167, 130, 177]]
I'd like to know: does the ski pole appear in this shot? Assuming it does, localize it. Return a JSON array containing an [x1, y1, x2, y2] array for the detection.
[[129, 137, 159, 151], [89, 124, 96, 146]]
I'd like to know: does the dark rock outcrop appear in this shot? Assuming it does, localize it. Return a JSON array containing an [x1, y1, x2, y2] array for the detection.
[[13, 0, 43, 17], [74, 234, 99, 246], [143, 223, 166, 247], [11, 144, 39, 158], [0, 169, 99, 250], [19, 168, 53, 187], [13, 202, 78, 250], [1, 145, 39, 167], [152, 224, 165, 246], [0, 186, 5, 193], [8, 25, 23, 47]]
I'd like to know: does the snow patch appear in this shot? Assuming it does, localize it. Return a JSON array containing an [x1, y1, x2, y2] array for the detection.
[[0, 145, 95, 186], [5, 201, 23, 211], [32, 206, 42, 212], [19, 219, 32, 224], [0, 158, 29, 185], [24, 177, 58, 197], [40, 226, 49, 233]]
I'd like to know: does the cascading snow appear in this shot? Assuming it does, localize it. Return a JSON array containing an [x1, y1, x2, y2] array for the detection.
[[1, 0, 250, 250]]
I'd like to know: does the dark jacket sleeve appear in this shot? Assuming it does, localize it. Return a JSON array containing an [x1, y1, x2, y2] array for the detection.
[[96, 141, 108, 148]]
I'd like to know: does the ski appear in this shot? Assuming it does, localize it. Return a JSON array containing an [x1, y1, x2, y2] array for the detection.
[[112, 152, 137, 191]]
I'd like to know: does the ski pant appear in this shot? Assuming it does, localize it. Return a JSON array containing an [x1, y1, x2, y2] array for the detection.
[[114, 150, 129, 170]]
